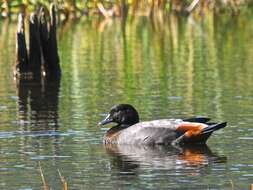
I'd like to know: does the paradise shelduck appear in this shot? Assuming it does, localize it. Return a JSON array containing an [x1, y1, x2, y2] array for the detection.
[[99, 104, 227, 146]]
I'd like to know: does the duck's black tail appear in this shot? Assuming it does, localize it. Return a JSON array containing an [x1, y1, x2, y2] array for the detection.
[[183, 117, 210, 123], [201, 122, 227, 134]]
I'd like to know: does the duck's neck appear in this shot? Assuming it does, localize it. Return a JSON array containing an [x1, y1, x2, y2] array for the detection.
[[106, 125, 129, 136]]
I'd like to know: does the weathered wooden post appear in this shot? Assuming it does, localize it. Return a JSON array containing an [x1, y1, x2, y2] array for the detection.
[[14, 3, 61, 80], [15, 13, 29, 78], [47, 4, 61, 79], [29, 12, 42, 79], [38, 7, 49, 76]]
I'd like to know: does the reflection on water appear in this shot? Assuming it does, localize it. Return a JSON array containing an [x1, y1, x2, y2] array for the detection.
[[0, 12, 253, 189], [16, 78, 60, 130], [105, 144, 226, 175]]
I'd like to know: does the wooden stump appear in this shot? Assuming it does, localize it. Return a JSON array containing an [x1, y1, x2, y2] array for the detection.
[[14, 3, 61, 80], [29, 12, 42, 79], [47, 4, 61, 79], [38, 7, 49, 76], [15, 13, 29, 78]]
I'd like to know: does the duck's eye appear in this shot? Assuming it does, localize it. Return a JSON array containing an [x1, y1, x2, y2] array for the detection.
[[114, 111, 122, 121]]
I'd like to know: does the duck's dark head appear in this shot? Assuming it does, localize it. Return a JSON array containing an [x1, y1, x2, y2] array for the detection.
[[99, 104, 139, 127]]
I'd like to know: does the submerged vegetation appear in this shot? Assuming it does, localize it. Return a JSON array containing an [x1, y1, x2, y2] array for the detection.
[[1, 0, 253, 22]]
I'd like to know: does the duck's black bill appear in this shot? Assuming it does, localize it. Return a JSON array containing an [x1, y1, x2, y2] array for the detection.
[[98, 114, 113, 126]]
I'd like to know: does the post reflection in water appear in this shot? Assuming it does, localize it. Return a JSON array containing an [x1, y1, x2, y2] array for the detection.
[[16, 78, 61, 130], [104, 144, 226, 176]]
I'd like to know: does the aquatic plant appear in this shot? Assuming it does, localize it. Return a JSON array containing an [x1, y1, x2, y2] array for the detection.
[[1, 0, 252, 21]]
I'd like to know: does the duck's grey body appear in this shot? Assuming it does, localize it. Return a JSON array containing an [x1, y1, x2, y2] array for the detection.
[[103, 119, 183, 145], [100, 104, 227, 146]]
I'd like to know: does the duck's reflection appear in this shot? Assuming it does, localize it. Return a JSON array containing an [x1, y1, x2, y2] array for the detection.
[[105, 144, 226, 175], [16, 78, 60, 130]]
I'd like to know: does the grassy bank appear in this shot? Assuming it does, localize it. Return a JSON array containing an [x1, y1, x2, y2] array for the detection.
[[1, 0, 253, 22]]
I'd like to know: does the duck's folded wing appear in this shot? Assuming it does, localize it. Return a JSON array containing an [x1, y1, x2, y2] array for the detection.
[[118, 119, 182, 145], [117, 119, 226, 145]]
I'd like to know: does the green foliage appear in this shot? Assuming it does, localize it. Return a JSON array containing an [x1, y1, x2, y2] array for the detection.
[[1, 0, 252, 19]]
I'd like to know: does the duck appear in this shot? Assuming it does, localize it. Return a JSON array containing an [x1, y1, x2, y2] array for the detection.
[[98, 104, 227, 146]]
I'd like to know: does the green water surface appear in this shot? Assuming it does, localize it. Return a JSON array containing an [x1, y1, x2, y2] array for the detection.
[[0, 12, 253, 189]]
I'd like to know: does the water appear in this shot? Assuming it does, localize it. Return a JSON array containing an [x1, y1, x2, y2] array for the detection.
[[0, 12, 253, 189]]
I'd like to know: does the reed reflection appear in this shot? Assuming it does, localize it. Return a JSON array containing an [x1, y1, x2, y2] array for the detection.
[[105, 144, 226, 175], [16, 78, 60, 130]]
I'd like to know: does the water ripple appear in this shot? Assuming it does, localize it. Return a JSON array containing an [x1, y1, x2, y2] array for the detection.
[[0, 130, 78, 139]]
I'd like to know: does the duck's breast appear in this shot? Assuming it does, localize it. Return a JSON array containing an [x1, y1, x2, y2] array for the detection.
[[117, 119, 183, 145]]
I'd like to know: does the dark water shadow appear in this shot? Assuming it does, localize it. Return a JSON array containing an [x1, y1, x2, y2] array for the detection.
[[16, 78, 60, 131], [104, 144, 227, 175]]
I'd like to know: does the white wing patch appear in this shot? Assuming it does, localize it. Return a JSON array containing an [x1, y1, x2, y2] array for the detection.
[[138, 119, 183, 130]]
